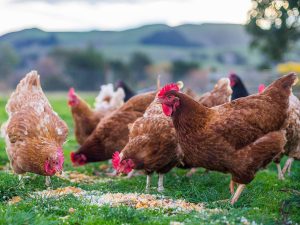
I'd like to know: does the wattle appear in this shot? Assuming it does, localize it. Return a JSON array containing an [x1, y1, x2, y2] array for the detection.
[[44, 161, 56, 176], [162, 104, 173, 116]]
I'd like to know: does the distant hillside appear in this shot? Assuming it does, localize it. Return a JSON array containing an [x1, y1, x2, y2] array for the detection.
[[0, 23, 250, 49], [0, 23, 278, 93], [0, 23, 259, 70]]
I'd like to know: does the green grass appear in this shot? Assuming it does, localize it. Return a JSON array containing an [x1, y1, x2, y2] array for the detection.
[[0, 93, 299, 225]]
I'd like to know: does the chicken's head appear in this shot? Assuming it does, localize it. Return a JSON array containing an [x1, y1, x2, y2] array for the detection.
[[258, 84, 265, 94], [70, 152, 87, 166], [44, 147, 64, 176], [68, 88, 79, 106], [157, 83, 180, 116], [229, 73, 240, 87], [112, 151, 135, 174]]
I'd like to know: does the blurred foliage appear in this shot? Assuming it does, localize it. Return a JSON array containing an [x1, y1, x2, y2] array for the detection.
[[109, 60, 131, 83], [50, 46, 105, 90], [246, 0, 300, 62], [46, 48, 154, 90], [277, 61, 300, 73], [0, 44, 19, 80], [171, 60, 199, 81], [129, 52, 152, 82]]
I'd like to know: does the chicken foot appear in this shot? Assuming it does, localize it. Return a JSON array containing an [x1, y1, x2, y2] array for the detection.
[[45, 176, 51, 186], [276, 163, 285, 180], [282, 157, 294, 176], [230, 184, 246, 205], [18, 175, 25, 188], [126, 170, 135, 179], [157, 173, 164, 193]]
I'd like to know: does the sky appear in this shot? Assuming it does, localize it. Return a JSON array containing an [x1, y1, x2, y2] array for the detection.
[[0, 0, 252, 35]]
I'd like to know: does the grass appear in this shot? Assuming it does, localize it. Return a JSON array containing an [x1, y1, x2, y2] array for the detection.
[[0, 93, 299, 225]]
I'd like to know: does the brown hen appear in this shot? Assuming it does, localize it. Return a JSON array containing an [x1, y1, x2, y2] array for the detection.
[[70, 92, 156, 166], [2, 71, 68, 185], [113, 95, 181, 192], [68, 85, 124, 145], [187, 78, 232, 176], [114, 78, 232, 191], [274, 93, 300, 179], [157, 73, 296, 204]]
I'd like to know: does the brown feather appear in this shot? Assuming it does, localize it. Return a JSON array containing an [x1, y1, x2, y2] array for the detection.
[[3, 71, 68, 176], [165, 73, 295, 184], [72, 92, 156, 163]]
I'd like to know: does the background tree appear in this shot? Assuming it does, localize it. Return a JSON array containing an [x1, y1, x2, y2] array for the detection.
[[51, 46, 105, 90], [0, 44, 19, 80], [171, 60, 199, 81], [129, 52, 152, 82], [246, 0, 300, 63], [108, 60, 131, 83]]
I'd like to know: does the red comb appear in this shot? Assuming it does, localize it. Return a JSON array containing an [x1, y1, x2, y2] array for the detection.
[[158, 83, 179, 98], [112, 151, 120, 169], [258, 84, 265, 94], [70, 152, 76, 163], [68, 88, 75, 98]]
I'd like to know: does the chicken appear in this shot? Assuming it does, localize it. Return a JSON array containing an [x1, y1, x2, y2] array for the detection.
[[68, 84, 125, 145], [183, 88, 198, 99], [197, 78, 232, 107], [113, 78, 232, 191], [115, 80, 136, 102], [229, 73, 249, 100], [274, 92, 300, 179], [94, 83, 125, 110], [186, 78, 232, 176], [1, 71, 68, 185], [256, 83, 300, 180], [70, 92, 156, 166], [156, 73, 296, 204], [112, 94, 181, 192], [258, 84, 265, 94]]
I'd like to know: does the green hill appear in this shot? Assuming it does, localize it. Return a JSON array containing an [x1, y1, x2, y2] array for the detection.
[[0, 23, 250, 48], [0, 23, 259, 68]]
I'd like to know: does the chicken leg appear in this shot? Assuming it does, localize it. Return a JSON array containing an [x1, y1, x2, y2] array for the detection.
[[276, 163, 285, 180], [18, 175, 25, 188], [229, 180, 236, 195], [157, 173, 164, 192], [186, 168, 197, 177], [126, 170, 135, 179], [230, 184, 246, 205], [45, 176, 51, 186], [146, 175, 151, 192], [282, 157, 294, 176]]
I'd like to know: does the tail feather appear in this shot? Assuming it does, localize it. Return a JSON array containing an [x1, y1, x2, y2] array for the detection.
[[265, 73, 297, 94], [17, 71, 40, 90], [6, 71, 47, 114], [232, 130, 286, 184]]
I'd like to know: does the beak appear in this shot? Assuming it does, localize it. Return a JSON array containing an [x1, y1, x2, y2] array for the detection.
[[55, 170, 63, 176], [156, 98, 163, 104], [115, 170, 122, 176]]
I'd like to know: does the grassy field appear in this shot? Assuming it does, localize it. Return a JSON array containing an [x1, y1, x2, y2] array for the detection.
[[0, 94, 299, 225]]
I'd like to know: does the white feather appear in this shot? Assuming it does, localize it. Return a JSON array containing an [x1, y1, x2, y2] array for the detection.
[[94, 84, 125, 110]]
